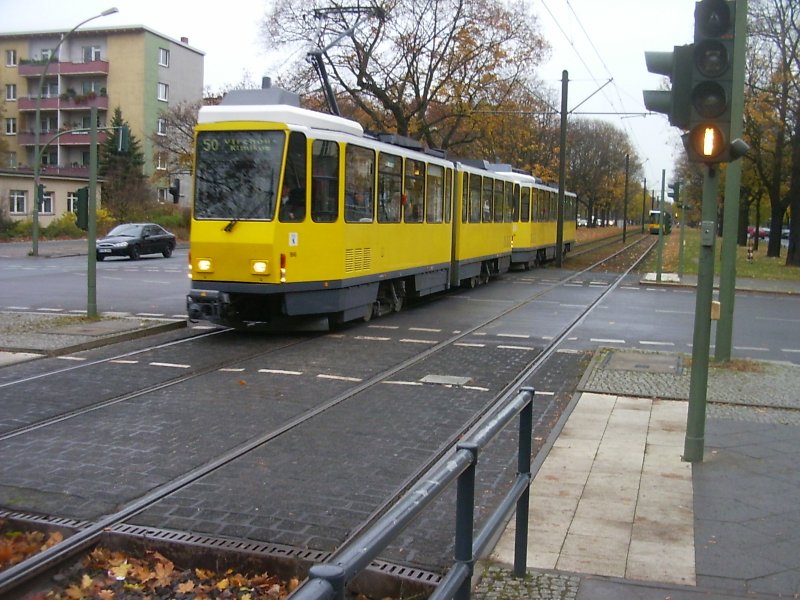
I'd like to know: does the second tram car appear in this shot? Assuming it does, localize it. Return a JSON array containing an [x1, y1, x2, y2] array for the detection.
[[648, 209, 673, 235], [187, 96, 575, 329]]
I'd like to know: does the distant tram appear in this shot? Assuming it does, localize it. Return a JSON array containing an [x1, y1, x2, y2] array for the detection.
[[648, 210, 672, 235]]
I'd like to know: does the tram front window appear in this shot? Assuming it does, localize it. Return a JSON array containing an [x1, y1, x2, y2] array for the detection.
[[194, 130, 285, 221]]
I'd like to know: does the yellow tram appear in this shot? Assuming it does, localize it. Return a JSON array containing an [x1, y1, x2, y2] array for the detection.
[[187, 97, 576, 329]]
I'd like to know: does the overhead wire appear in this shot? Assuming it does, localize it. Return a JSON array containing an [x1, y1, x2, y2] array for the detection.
[[541, 0, 648, 158]]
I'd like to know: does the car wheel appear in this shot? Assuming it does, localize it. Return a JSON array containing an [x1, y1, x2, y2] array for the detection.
[[129, 245, 141, 260], [96, 254, 105, 261], [162, 245, 174, 258]]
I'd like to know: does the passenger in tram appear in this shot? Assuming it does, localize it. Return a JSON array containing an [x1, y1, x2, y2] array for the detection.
[[346, 190, 373, 222], [279, 187, 306, 222]]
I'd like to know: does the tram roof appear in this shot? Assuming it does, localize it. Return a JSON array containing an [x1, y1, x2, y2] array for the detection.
[[197, 104, 365, 137]]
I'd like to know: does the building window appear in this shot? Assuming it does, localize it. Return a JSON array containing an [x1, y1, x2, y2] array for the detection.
[[158, 187, 169, 203], [5, 49, 17, 66], [67, 191, 78, 213], [10, 190, 26, 214], [40, 48, 54, 61], [5, 118, 16, 135], [39, 191, 54, 215], [157, 118, 167, 135], [159, 48, 170, 67], [157, 82, 169, 102], [82, 45, 101, 62], [7, 152, 17, 168], [156, 152, 167, 170], [5, 84, 16, 101]]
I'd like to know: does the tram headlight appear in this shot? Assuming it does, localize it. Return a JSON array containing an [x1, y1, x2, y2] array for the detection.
[[196, 258, 213, 273], [251, 260, 269, 275]]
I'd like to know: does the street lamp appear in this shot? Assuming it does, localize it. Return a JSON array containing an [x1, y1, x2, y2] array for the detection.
[[31, 7, 118, 256]]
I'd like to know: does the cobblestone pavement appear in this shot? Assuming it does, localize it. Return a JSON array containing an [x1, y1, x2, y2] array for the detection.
[[474, 347, 800, 600]]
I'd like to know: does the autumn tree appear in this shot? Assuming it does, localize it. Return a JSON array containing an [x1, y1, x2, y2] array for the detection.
[[150, 100, 201, 177], [743, 0, 799, 263], [262, 0, 549, 157], [99, 107, 151, 222], [566, 119, 639, 226]]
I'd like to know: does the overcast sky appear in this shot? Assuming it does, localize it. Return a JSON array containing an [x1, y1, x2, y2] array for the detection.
[[1, 0, 700, 191]]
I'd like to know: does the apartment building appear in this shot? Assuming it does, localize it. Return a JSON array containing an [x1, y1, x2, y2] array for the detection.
[[0, 25, 203, 225]]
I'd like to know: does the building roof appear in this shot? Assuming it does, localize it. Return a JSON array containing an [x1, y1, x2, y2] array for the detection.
[[0, 24, 204, 56]]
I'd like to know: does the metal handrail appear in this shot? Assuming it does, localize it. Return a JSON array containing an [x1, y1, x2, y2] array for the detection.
[[289, 386, 535, 600]]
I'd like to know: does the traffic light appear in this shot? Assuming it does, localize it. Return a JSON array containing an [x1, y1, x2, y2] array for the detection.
[[668, 181, 681, 205], [37, 183, 46, 204], [76, 187, 89, 230], [683, 0, 747, 163], [169, 178, 180, 204], [117, 126, 130, 152], [643, 44, 694, 130]]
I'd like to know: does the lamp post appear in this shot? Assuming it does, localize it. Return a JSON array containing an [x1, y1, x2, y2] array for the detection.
[[31, 7, 118, 256]]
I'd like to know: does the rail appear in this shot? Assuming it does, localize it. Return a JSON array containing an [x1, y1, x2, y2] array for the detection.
[[289, 386, 535, 600]]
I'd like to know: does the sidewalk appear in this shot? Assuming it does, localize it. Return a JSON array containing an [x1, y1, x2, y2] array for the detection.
[[478, 348, 800, 599]]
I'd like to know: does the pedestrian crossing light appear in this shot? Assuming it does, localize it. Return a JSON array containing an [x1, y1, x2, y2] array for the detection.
[[683, 0, 747, 163]]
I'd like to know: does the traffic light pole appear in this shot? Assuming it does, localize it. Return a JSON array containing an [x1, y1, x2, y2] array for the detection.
[[684, 164, 719, 463], [87, 106, 98, 319], [656, 170, 665, 281], [715, 0, 748, 362]]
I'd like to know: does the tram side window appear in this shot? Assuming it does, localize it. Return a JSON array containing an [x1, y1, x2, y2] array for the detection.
[[345, 145, 375, 223], [444, 167, 453, 223], [279, 131, 307, 222], [426, 163, 444, 223], [550, 190, 557, 222], [469, 174, 482, 223], [520, 187, 531, 222], [311, 139, 339, 223], [482, 177, 493, 222], [404, 158, 425, 223], [461, 173, 469, 223], [378, 152, 402, 223], [493, 180, 504, 222], [506, 183, 516, 222]]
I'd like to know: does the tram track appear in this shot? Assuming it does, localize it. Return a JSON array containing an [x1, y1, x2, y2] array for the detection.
[[0, 235, 656, 597]]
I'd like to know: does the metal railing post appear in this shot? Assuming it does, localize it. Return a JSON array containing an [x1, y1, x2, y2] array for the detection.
[[514, 387, 534, 576], [454, 442, 478, 600]]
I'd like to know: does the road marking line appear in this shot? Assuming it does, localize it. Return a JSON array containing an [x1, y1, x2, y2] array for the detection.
[[149, 362, 190, 368], [463, 385, 490, 392], [410, 327, 441, 332], [400, 338, 438, 344], [317, 374, 362, 382], [557, 348, 581, 354], [781, 348, 800, 353], [384, 380, 424, 386], [136, 312, 165, 317], [733, 346, 769, 352], [640, 340, 675, 346], [497, 333, 529, 339], [354, 336, 391, 341], [258, 368, 302, 375], [455, 342, 485, 348], [57, 356, 86, 361], [656, 309, 693, 314], [591, 338, 625, 344], [368, 325, 399, 329], [535, 391, 555, 396], [219, 367, 245, 372], [110, 359, 138, 364], [498, 345, 534, 351]]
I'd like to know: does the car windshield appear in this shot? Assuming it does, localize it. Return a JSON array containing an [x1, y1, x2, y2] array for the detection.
[[107, 224, 143, 237], [194, 130, 284, 221]]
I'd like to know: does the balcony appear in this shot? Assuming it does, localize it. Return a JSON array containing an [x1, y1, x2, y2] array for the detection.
[[16, 129, 109, 147], [18, 59, 110, 77], [18, 93, 108, 112]]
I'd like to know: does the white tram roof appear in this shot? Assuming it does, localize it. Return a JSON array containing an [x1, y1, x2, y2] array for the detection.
[[197, 104, 365, 138]]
